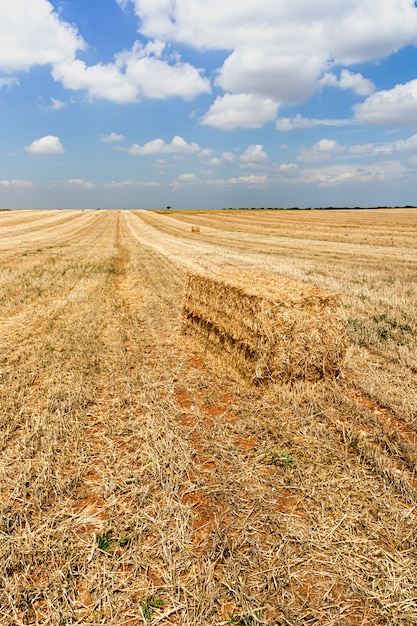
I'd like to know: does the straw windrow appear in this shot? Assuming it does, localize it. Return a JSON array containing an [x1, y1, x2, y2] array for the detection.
[[182, 270, 348, 384]]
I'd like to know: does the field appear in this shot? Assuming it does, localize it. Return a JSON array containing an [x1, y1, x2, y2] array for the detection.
[[0, 208, 416, 625]]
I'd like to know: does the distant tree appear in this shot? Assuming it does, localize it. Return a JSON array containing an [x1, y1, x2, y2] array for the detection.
[[166, 206, 171, 210]]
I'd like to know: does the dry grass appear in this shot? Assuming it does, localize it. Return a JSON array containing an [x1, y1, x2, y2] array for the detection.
[[0, 208, 416, 625]]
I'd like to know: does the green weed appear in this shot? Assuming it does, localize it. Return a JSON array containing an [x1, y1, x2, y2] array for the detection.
[[96, 532, 130, 553], [257, 448, 297, 468], [141, 597, 164, 621]]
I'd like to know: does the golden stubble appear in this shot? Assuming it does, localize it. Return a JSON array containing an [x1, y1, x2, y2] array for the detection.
[[0, 208, 416, 625]]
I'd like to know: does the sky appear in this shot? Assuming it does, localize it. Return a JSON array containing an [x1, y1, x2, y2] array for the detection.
[[2, 0, 417, 209]]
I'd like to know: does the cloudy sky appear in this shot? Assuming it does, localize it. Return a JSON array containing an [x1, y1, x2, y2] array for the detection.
[[1, 0, 417, 209]]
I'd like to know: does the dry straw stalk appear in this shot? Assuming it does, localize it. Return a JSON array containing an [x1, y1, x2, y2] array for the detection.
[[182, 269, 348, 384]]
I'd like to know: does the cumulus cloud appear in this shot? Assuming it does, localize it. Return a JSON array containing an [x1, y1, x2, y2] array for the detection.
[[202, 93, 279, 130], [221, 151, 236, 163], [278, 163, 298, 173], [216, 47, 324, 104], [0, 4, 210, 104], [100, 132, 125, 143], [3, 0, 417, 133], [392, 133, 417, 153], [354, 79, 417, 126], [128, 135, 200, 155], [297, 139, 345, 163], [25, 135, 64, 154], [339, 70, 375, 95], [171, 172, 198, 190], [52, 41, 210, 104], [0, 0, 84, 73], [320, 70, 375, 96], [240, 144, 268, 165], [125, 0, 417, 111], [130, 0, 417, 61], [203, 151, 236, 166]]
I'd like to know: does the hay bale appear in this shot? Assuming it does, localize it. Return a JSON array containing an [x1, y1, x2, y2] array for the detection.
[[191, 225, 200, 233], [182, 270, 347, 385]]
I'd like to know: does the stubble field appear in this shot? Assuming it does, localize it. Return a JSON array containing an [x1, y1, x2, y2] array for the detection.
[[0, 208, 416, 625]]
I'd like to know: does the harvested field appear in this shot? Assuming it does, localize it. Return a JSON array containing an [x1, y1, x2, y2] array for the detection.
[[0, 208, 416, 625]]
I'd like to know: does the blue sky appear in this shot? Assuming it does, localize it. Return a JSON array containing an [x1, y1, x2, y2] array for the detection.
[[2, 0, 417, 209]]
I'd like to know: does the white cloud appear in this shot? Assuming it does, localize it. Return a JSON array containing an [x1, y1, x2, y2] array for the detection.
[[131, 0, 417, 60], [392, 133, 417, 153], [216, 46, 324, 104], [202, 151, 236, 166], [0, 0, 84, 73], [125, 0, 417, 111], [348, 143, 376, 156], [63, 179, 95, 189], [0, 4, 210, 105], [0, 179, 32, 187], [276, 114, 352, 131], [348, 133, 417, 157], [100, 132, 125, 143], [25, 135, 64, 154], [354, 79, 417, 126], [52, 41, 210, 104], [3, 0, 417, 138], [171, 172, 198, 190], [228, 174, 268, 186], [301, 161, 407, 187], [278, 163, 298, 173], [240, 144, 268, 166], [176, 173, 197, 183], [320, 70, 375, 96], [40, 97, 66, 111], [128, 135, 200, 155], [201, 93, 279, 129], [52, 59, 138, 104], [221, 151, 236, 163], [104, 180, 160, 188], [0, 77, 19, 89], [199, 148, 215, 158], [152, 159, 173, 169], [338, 70, 375, 96], [297, 139, 345, 163]]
